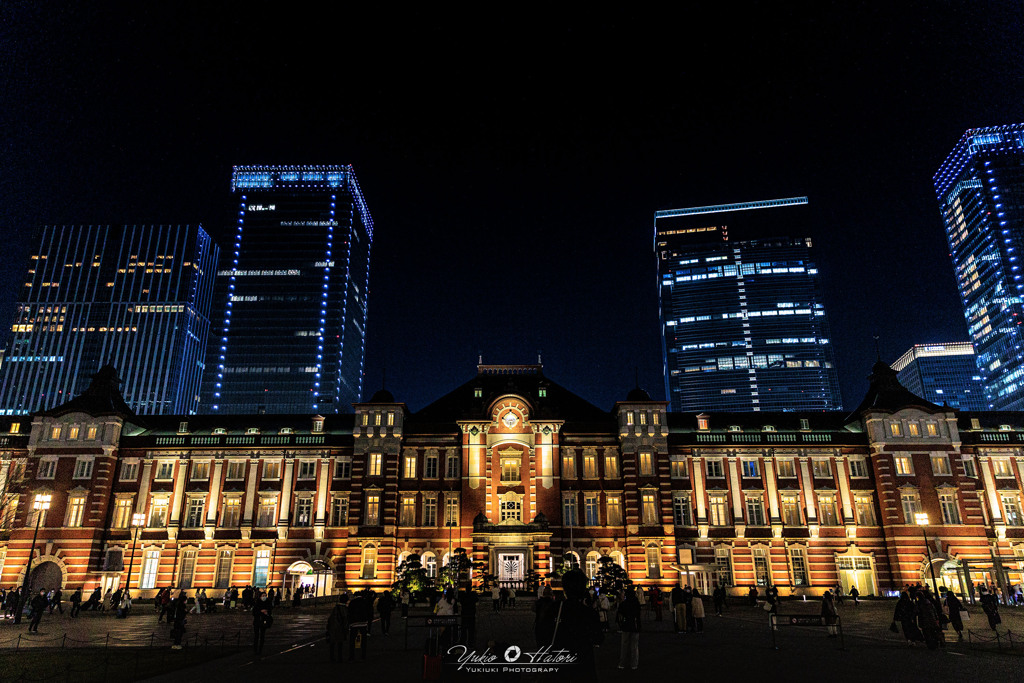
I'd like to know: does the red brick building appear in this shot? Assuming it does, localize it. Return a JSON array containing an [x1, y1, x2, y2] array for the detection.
[[0, 362, 1022, 599]]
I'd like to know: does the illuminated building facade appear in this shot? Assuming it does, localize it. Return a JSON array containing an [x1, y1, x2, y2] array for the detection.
[[656, 198, 842, 412], [0, 225, 218, 415], [935, 123, 1024, 410], [201, 165, 372, 414], [2, 362, 1024, 601], [892, 342, 987, 410]]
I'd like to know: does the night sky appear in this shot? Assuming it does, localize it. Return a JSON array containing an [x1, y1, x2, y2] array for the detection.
[[2, 3, 1023, 413]]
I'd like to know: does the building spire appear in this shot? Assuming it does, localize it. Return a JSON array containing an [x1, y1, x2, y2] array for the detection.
[[873, 335, 881, 363]]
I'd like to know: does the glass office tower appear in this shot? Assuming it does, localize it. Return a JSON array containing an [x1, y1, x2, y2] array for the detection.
[[0, 225, 218, 414], [202, 165, 373, 414], [935, 123, 1024, 410], [656, 197, 842, 412], [891, 342, 986, 410]]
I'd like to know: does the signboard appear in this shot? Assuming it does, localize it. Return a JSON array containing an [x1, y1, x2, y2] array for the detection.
[[678, 549, 694, 564], [425, 616, 459, 627], [787, 616, 824, 626]]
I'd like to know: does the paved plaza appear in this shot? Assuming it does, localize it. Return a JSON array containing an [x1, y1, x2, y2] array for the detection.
[[1, 598, 1023, 681]]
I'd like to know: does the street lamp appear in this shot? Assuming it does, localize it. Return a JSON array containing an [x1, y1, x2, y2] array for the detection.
[[915, 512, 941, 595], [15, 493, 52, 624], [446, 520, 456, 587], [124, 512, 146, 599]]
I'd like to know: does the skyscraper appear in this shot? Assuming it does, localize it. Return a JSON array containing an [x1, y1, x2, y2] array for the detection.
[[935, 123, 1024, 410], [656, 197, 842, 412], [891, 342, 986, 410], [0, 225, 218, 415], [202, 165, 373, 414]]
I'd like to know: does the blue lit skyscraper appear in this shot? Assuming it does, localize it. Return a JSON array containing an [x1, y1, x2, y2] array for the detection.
[[656, 197, 842, 412], [201, 165, 373, 414], [935, 123, 1024, 410], [891, 342, 986, 410], [0, 225, 218, 414]]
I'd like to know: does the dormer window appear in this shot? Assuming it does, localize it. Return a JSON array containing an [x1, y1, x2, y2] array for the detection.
[[474, 388, 483, 398], [762, 425, 776, 433], [697, 415, 710, 431], [86, 426, 97, 440], [246, 427, 260, 435], [799, 419, 810, 430], [178, 421, 189, 434], [312, 416, 325, 433], [50, 426, 62, 440], [213, 428, 227, 435], [728, 425, 742, 433], [280, 427, 294, 435], [538, 388, 547, 398], [999, 424, 1013, 432], [9, 423, 19, 434]]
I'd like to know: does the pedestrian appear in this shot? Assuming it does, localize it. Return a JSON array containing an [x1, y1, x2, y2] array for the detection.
[[980, 586, 1001, 631], [117, 590, 132, 618], [491, 585, 500, 612], [252, 589, 272, 655], [849, 585, 860, 605], [28, 589, 48, 632], [48, 587, 63, 614], [616, 587, 642, 670], [509, 587, 517, 608], [400, 588, 411, 618], [597, 591, 611, 632], [534, 587, 554, 646], [326, 596, 349, 661], [243, 585, 254, 611], [893, 591, 923, 645], [821, 590, 838, 639], [170, 592, 187, 650], [346, 590, 371, 661], [916, 591, 944, 650], [713, 585, 726, 616], [159, 589, 172, 622], [537, 570, 602, 679], [377, 589, 394, 635], [691, 588, 705, 633], [652, 588, 663, 621], [748, 585, 758, 606], [459, 588, 478, 647], [85, 586, 100, 611], [69, 587, 82, 618], [292, 586, 302, 608], [945, 591, 965, 641]]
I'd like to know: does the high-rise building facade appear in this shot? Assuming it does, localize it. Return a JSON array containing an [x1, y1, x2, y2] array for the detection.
[[0, 225, 218, 415], [935, 123, 1024, 410], [891, 342, 987, 410], [202, 165, 373, 414], [656, 197, 842, 412]]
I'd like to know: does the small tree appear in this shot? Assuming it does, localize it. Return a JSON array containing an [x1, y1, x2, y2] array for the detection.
[[595, 556, 632, 595], [392, 553, 432, 597], [0, 460, 26, 539], [439, 547, 483, 590]]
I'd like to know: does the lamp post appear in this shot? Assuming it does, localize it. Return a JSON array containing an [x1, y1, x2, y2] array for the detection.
[[15, 493, 52, 624], [915, 512, 941, 595], [124, 512, 146, 600], [446, 520, 456, 588]]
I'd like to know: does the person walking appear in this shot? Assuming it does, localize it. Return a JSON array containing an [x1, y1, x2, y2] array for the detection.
[[821, 590, 838, 639], [69, 588, 82, 618], [849, 586, 860, 605], [48, 588, 63, 615], [28, 589, 49, 632], [616, 587, 642, 670], [980, 586, 1001, 631], [893, 591, 923, 645], [509, 587, 517, 608], [713, 585, 726, 616], [651, 588, 663, 621], [326, 596, 349, 661], [916, 591, 944, 650], [346, 590, 372, 661], [944, 591, 966, 641], [170, 592, 188, 650], [252, 590, 272, 655], [691, 588, 706, 634]]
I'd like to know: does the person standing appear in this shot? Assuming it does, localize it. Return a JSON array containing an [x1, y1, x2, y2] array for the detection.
[[616, 587, 642, 670], [670, 585, 687, 633], [252, 590, 272, 655], [893, 591, 923, 645], [491, 585, 500, 612], [916, 591, 943, 650], [377, 589, 394, 635], [346, 590, 371, 661], [534, 587, 554, 646], [28, 589, 49, 632], [170, 592, 188, 650], [713, 585, 726, 616], [691, 588, 706, 634], [326, 596, 349, 661], [537, 570, 602, 679], [400, 588, 411, 618], [509, 587, 517, 608], [821, 590, 838, 639], [597, 591, 611, 633]]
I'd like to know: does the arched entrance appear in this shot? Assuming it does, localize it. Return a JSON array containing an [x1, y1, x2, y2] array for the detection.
[[921, 557, 968, 596], [835, 548, 877, 596], [30, 561, 64, 591], [286, 559, 332, 599]]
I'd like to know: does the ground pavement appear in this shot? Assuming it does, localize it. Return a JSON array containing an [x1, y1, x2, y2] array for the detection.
[[3, 598, 1023, 681]]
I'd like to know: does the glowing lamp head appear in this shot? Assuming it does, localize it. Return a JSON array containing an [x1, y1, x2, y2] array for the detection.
[[914, 512, 929, 526], [132, 513, 146, 528], [33, 493, 52, 511]]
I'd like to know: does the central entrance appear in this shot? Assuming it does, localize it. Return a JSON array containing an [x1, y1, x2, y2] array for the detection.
[[498, 552, 524, 584]]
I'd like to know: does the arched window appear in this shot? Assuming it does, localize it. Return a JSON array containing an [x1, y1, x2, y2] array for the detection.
[[424, 552, 437, 578], [645, 544, 661, 579], [610, 550, 625, 569], [361, 544, 377, 580], [565, 550, 581, 570], [586, 551, 600, 579], [441, 552, 450, 570], [397, 551, 411, 567]]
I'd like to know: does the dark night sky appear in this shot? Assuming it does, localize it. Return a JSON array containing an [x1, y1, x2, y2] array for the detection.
[[1, 3, 1023, 412]]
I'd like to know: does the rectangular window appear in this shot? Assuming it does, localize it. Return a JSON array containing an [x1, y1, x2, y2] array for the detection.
[[811, 459, 831, 478], [894, 456, 913, 475], [387, 412, 395, 426], [365, 492, 381, 525], [606, 494, 623, 526], [65, 496, 85, 527], [889, 422, 902, 437], [499, 497, 522, 523], [741, 459, 759, 478], [673, 493, 691, 526], [939, 492, 960, 524], [330, 496, 349, 526], [931, 454, 951, 475], [103, 548, 123, 572], [221, 497, 241, 527], [369, 453, 382, 477], [156, 461, 175, 480], [38, 459, 57, 479], [113, 497, 133, 528], [68, 426, 80, 440], [215, 550, 233, 589], [627, 412, 634, 426], [334, 457, 351, 479], [584, 494, 600, 526], [789, 547, 809, 586], [848, 458, 868, 478], [639, 451, 654, 476], [294, 497, 313, 526], [444, 495, 459, 526], [403, 454, 417, 479], [855, 494, 876, 526], [73, 458, 93, 480], [50, 426, 61, 440], [425, 451, 439, 479], [563, 494, 578, 526], [501, 458, 521, 483], [225, 461, 245, 480], [178, 550, 197, 589], [140, 550, 160, 589], [962, 456, 977, 478], [400, 495, 416, 526], [715, 547, 732, 585], [641, 490, 659, 525], [901, 492, 921, 522], [926, 422, 938, 437], [253, 549, 270, 587], [753, 547, 771, 586], [604, 453, 620, 478], [191, 462, 210, 480], [782, 495, 801, 526], [119, 461, 139, 481], [670, 460, 688, 479], [709, 495, 728, 526], [297, 460, 317, 480], [776, 458, 796, 478], [1002, 494, 1022, 525], [908, 422, 921, 437], [263, 460, 281, 479], [746, 496, 766, 525], [256, 497, 277, 527], [86, 426, 97, 440], [562, 453, 576, 479], [646, 545, 661, 579], [184, 498, 205, 527], [583, 451, 598, 478], [992, 457, 1013, 477], [149, 498, 168, 527], [818, 494, 839, 525], [423, 496, 438, 526], [445, 452, 460, 479], [706, 459, 724, 478]]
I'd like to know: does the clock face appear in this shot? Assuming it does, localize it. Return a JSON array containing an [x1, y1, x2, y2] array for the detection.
[[502, 412, 519, 428]]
